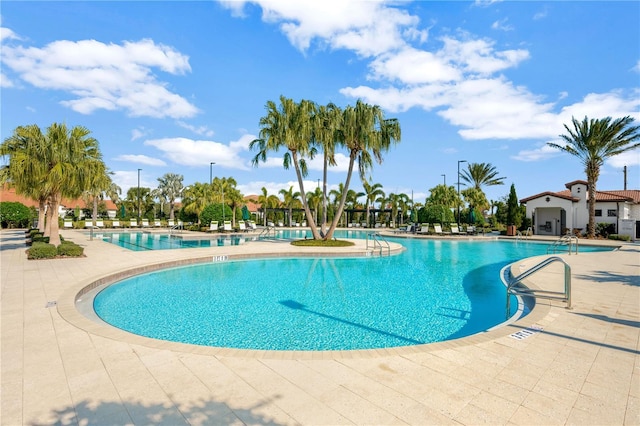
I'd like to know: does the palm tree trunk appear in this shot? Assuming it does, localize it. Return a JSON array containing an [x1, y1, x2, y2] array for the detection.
[[325, 150, 357, 239], [290, 151, 320, 238], [48, 192, 62, 246], [587, 174, 597, 238]]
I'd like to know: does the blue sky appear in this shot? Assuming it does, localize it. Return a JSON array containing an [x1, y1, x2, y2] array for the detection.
[[1, 1, 639, 206]]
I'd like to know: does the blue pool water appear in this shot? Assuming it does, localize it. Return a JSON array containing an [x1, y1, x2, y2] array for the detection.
[[93, 239, 612, 351]]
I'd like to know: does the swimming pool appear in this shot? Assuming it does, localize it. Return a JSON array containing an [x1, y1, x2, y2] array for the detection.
[[92, 239, 611, 351], [97, 231, 252, 251], [97, 229, 368, 251]]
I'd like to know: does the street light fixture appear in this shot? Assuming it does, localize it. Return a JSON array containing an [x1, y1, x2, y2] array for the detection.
[[137, 168, 142, 221], [441, 174, 446, 186], [210, 162, 214, 184], [457, 160, 467, 225]]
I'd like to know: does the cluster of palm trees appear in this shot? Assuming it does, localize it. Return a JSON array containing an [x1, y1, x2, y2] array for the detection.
[[0, 123, 111, 246], [250, 96, 401, 240]]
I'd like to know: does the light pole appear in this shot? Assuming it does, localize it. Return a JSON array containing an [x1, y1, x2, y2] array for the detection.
[[441, 174, 446, 186], [210, 162, 214, 184], [137, 168, 142, 221], [457, 160, 466, 225]]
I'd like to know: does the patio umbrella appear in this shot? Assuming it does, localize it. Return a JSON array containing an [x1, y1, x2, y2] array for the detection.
[[241, 205, 250, 221]]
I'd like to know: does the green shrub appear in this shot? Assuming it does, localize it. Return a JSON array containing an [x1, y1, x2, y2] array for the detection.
[[608, 234, 630, 242], [27, 242, 58, 259], [57, 241, 84, 257], [0, 201, 33, 228]]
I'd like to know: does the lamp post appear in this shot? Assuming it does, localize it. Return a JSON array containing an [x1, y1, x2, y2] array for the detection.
[[457, 160, 467, 225], [210, 162, 214, 184], [441, 174, 446, 186], [137, 168, 142, 221]]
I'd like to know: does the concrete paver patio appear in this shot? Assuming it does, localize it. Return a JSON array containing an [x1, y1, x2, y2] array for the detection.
[[1, 228, 638, 425]]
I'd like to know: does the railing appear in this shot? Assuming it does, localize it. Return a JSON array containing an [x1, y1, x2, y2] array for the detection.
[[516, 227, 532, 241], [546, 234, 578, 255], [258, 225, 277, 239], [366, 232, 391, 256], [168, 222, 184, 236], [504, 256, 572, 319]]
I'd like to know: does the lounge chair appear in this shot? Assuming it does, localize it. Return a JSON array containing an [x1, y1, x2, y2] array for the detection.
[[450, 223, 461, 235], [222, 220, 232, 232], [154, 219, 162, 227], [432, 223, 444, 235], [238, 221, 247, 232], [418, 223, 430, 234], [63, 219, 73, 229], [301, 221, 307, 227], [112, 220, 121, 228], [466, 225, 476, 235], [129, 219, 138, 228], [141, 219, 150, 228], [277, 221, 284, 227], [209, 222, 219, 232], [85, 220, 94, 229], [167, 219, 175, 228], [248, 220, 257, 230], [95, 219, 104, 228]]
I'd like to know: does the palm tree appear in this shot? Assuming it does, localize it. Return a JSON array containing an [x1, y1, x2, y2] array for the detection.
[[182, 183, 209, 225], [251, 96, 320, 236], [156, 173, 184, 220], [362, 180, 384, 227], [460, 162, 506, 190], [312, 102, 342, 233], [1, 125, 50, 232], [549, 115, 640, 238], [2, 123, 105, 246], [279, 186, 301, 226], [306, 187, 323, 224], [325, 100, 401, 239]]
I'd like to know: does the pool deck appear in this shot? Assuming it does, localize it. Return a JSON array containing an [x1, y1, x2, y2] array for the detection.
[[1, 228, 638, 425]]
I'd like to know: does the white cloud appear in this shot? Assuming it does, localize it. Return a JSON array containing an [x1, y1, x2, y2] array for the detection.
[[607, 150, 640, 168], [221, 0, 423, 57], [491, 18, 514, 32], [369, 47, 461, 84], [176, 120, 215, 137], [511, 143, 560, 162], [144, 135, 254, 170], [131, 127, 150, 141], [1, 33, 198, 118], [633, 60, 640, 73], [0, 72, 14, 88], [114, 154, 167, 166]]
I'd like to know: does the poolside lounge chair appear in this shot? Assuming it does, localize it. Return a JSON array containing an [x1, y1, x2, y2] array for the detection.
[[209, 222, 219, 232], [301, 221, 307, 227], [466, 225, 476, 235], [141, 219, 150, 228], [129, 219, 138, 228], [167, 219, 175, 228], [418, 223, 430, 234], [248, 220, 257, 230], [238, 221, 247, 232], [154, 219, 162, 227], [450, 223, 461, 235], [95, 219, 104, 228], [63, 219, 73, 229], [112, 220, 121, 228], [277, 221, 284, 227], [85, 220, 94, 229], [267, 221, 275, 227], [222, 220, 232, 232], [432, 223, 444, 235]]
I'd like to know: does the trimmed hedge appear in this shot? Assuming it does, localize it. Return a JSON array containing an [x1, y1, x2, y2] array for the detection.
[[27, 242, 58, 259], [57, 241, 84, 257], [608, 234, 631, 242]]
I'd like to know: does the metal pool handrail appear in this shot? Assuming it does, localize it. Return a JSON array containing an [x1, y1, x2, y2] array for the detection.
[[366, 232, 390, 256], [504, 256, 572, 319]]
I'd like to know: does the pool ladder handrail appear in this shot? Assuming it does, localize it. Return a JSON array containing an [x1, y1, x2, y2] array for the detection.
[[168, 221, 184, 236], [258, 225, 277, 239], [546, 234, 578, 255], [504, 255, 572, 319], [366, 232, 391, 256]]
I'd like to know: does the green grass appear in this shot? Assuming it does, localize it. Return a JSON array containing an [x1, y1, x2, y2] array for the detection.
[[291, 239, 355, 247]]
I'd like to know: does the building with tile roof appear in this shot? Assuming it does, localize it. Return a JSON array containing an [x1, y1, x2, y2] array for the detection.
[[520, 180, 640, 241]]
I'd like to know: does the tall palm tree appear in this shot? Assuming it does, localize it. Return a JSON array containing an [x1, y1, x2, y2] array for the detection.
[[362, 180, 384, 227], [251, 96, 320, 236], [306, 186, 323, 224], [1, 125, 50, 232], [279, 186, 301, 226], [312, 102, 342, 233], [460, 162, 505, 191], [549, 115, 640, 238], [3, 123, 105, 246], [182, 182, 209, 225], [156, 173, 184, 220], [325, 100, 401, 239]]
